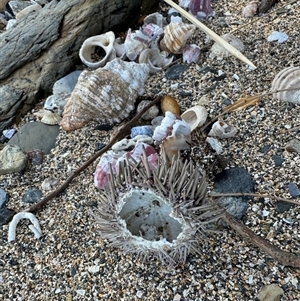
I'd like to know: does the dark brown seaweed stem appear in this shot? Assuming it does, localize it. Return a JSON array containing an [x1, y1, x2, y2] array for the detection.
[[25, 95, 163, 214]]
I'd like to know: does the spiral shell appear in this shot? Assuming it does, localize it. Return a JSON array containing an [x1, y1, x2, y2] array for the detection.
[[79, 31, 116, 68], [271, 66, 300, 104], [60, 59, 150, 131], [160, 22, 196, 54], [242, 1, 259, 18]]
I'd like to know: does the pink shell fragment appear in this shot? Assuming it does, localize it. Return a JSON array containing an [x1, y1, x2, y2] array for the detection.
[[182, 44, 201, 63]]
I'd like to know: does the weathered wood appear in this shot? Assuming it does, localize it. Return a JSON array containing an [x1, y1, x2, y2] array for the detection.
[[0, 0, 159, 132]]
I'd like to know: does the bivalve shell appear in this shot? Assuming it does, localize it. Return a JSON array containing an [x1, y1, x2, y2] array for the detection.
[[160, 22, 196, 54], [161, 95, 180, 115], [181, 105, 208, 131], [271, 66, 300, 104]]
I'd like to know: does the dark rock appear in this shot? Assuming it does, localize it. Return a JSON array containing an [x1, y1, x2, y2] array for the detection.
[[0, 188, 9, 208], [0, 207, 15, 225], [94, 124, 114, 131], [285, 138, 300, 153], [276, 201, 293, 213], [165, 64, 189, 80], [213, 167, 255, 219], [22, 188, 43, 204], [8, 122, 60, 154], [272, 154, 284, 167], [178, 90, 192, 97], [95, 143, 106, 151], [223, 98, 232, 106], [288, 182, 300, 197], [259, 145, 271, 154]]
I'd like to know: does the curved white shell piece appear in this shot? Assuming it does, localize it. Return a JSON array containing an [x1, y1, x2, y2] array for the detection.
[[181, 105, 208, 131]]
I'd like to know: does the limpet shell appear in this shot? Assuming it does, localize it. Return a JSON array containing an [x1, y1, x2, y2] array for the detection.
[[271, 66, 300, 104], [181, 105, 208, 131], [160, 22, 196, 54], [161, 95, 180, 115], [41, 109, 62, 125]]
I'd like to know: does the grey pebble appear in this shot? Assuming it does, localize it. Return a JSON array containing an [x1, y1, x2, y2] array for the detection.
[[0, 207, 15, 226], [288, 182, 300, 197], [0, 188, 8, 208], [276, 201, 293, 213], [165, 64, 189, 80], [272, 154, 284, 167], [22, 188, 43, 204]]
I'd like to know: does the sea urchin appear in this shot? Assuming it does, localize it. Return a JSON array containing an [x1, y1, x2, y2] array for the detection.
[[92, 150, 222, 265]]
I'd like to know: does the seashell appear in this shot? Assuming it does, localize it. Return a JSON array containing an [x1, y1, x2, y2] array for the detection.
[[182, 44, 201, 64], [16, 3, 41, 20], [160, 22, 196, 54], [60, 59, 150, 131], [112, 135, 153, 151], [141, 23, 164, 49], [208, 120, 237, 138], [40, 109, 62, 125], [161, 95, 181, 115], [242, 1, 259, 17], [139, 49, 173, 73], [161, 135, 191, 159], [130, 126, 153, 139], [143, 12, 167, 28], [113, 37, 126, 59], [137, 100, 159, 121], [124, 28, 150, 60], [41, 177, 59, 191], [79, 31, 116, 68], [271, 66, 300, 104], [206, 137, 222, 154], [167, 8, 183, 23], [188, 0, 214, 18], [267, 31, 288, 44], [209, 33, 244, 60], [181, 105, 208, 131]]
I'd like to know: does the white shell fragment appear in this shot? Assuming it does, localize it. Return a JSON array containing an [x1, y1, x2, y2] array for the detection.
[[112, 135, 154, 151], [209, 33, 244, 60], [182, 44, 201, 63], [124, 28, 150, 60], [40, 109, 62, 125], [181, 105, 208, 131], [208, 120, 237, 138], [271, 66, 300, 104], [242, 1, 259, 17], [206, 137, 222, 154], [143, 12, 167, 28], [267, 31, 288, 44], [79, 31, 116, 68], [8, 212, 42, 242]]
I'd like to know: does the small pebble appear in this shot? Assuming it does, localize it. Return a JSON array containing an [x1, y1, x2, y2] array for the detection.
[[288, 182, 300, 197], [22, 188, 43, 204], [165, 64, 189, 80]]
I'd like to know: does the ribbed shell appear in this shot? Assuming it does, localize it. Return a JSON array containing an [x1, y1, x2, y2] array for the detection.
[[271, 66, 300, 104], [60, 69, 134, 131], [160, 22, 196, 54]]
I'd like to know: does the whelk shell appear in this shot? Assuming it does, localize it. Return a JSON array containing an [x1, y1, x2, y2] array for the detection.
[[271, 66, 300, 104], [160, 22, 196, 54], [60, 59, 150, 131], [181, 105, 208, 131], [79, 31, 116, 68]]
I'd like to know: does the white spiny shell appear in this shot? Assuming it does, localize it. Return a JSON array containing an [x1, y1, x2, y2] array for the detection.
[[242, 1, 259, 17], [60, 59, 150, 131], [271, 66, 300, 104], [79, 31, 116, 68], [160, 22, 196, 54], [139, 49, 173, 73]]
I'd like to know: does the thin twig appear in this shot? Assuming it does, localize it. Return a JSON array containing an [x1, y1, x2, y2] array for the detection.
[[221, 211, 300, 267], [210, 192, 300, 205], [25, 96, 162, 214]]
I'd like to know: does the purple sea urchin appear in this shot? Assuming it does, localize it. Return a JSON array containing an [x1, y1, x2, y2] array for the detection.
[[92, 151, 222, 265]]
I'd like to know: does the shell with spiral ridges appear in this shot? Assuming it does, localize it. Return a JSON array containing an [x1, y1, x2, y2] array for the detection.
[[60, 59, 150, 131]]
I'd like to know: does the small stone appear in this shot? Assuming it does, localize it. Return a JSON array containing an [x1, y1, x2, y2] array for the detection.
[[272, 154, 284, 167], [219, 197, 248, 219], [173, 294, 181, 301], [267, 31, 288, 44], [53, 71, 82, 96], [0, 145, 28, 175], [76, 289, 85, 296], [88, 265, 100, 274], [0, 207, 15, 225], [0, 188, 8, 208], [259, 145, 271, 154], [285, 138, 300, 153], [22, 188, 43, 204], [8, 122, 60, 154], [288, 182, 300, 197], [257, 283, 283, 301], [165, 64, 189, 80], [276, 201, 293, 213]]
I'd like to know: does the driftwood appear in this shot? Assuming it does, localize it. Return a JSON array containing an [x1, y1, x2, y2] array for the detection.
[[0, 0, 159, 132]]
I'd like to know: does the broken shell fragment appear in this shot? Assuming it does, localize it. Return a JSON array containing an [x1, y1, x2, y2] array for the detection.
[[139, 49, 173, 73], [208, 120, 237, 138], [242, 1, 259, 17], [143, 12, 167, 28], [182, 44, 201, 63], [79, 31, 116, 68], [124, 28, 150, 60], [160, 22, 196, 54], [161, 95, 181, 115], [181, 105, 208, 131], [40, 109, 62, 125], [271, 66, 300, 104]]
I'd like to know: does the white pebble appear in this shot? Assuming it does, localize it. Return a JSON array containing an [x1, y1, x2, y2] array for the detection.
[[261, 209, 269, 217], [76, 289, 86, 296], [233, 74, 240, 81]]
